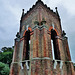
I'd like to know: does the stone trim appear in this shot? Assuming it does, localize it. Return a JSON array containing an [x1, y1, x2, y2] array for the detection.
[[32, 25, 48, 30]]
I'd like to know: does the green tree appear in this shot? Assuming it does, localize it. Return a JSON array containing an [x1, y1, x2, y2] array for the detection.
[[0, 46, 14, 67], [0, 62, 10, 75], [0, 46, 14, 75], [1, 46, 14, 52]]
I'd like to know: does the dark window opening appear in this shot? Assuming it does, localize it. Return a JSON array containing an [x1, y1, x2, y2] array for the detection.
[[25, 30, 30, 60], [51, 29, 61, 60]]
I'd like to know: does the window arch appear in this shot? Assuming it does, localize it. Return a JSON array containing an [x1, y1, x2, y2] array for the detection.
[[23, 30, 30, 60], [51, 29, 61, 60]]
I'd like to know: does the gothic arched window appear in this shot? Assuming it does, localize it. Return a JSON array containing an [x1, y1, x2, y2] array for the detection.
[[51, 29, 61, 60], [23, 30, 30, 60]]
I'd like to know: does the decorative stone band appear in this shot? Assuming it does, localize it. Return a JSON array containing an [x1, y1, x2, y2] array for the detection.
[[32, 25, 48, 30], [11, 58, 73, 72], [55, 36, 67, 40], [11, 58, 73, 64]]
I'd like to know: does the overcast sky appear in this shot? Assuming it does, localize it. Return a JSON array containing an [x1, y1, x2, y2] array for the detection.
[[0, 0, 75, 62]]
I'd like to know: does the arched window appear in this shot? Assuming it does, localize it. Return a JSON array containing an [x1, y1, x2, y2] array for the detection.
[[23, 30, 30, 60], [51, 29, 61, 60]]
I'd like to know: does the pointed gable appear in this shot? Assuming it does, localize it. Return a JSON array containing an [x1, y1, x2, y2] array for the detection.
[[21, 0, 60, 22]]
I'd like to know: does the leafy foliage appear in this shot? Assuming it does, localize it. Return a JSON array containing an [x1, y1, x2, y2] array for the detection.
[[0, 47, 14, 64], [0, 62, 10, 75], [1, 46, 14, 52], [0, 46, 14, 67], [0, 52, 13, 67], [0, 46, 14, 75]]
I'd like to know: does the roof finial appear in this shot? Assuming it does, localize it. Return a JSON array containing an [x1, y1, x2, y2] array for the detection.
[[22, 9, 24, 16], [55, 7, 57, 10], [55, 7, 59, 17]]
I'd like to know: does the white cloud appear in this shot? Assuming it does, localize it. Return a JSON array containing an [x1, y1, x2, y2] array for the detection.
[[1, 0, 21, 23], [43, 0, 75, 16], [62, 0, 75, 16], [43, 0, 62, 10]]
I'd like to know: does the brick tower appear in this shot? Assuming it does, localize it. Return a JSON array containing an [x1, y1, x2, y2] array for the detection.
[[10, 0, 75, 75]]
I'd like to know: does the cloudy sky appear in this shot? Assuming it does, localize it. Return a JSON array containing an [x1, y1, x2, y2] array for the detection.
[[0, 0, 75, 62]]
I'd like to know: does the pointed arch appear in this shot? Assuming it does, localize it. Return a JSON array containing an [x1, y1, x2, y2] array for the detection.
[[49, 26, 61, 60], [49, 26, 59, 36], [23, 27, 32, 37]]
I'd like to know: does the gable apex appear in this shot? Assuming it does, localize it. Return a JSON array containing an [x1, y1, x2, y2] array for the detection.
[[21, 0, 60, 21]]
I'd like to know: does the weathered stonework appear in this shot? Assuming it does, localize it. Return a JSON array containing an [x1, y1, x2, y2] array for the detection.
[[10, 0, 75, 75]]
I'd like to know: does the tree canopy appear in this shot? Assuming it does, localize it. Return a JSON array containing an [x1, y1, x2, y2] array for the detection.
[[0, 46, 14, 75], [0, 62, 10, 75], [0, 46, 14, 66]]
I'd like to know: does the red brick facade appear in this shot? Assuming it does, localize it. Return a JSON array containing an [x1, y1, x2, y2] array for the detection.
[[10, 0, 75, 75]]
